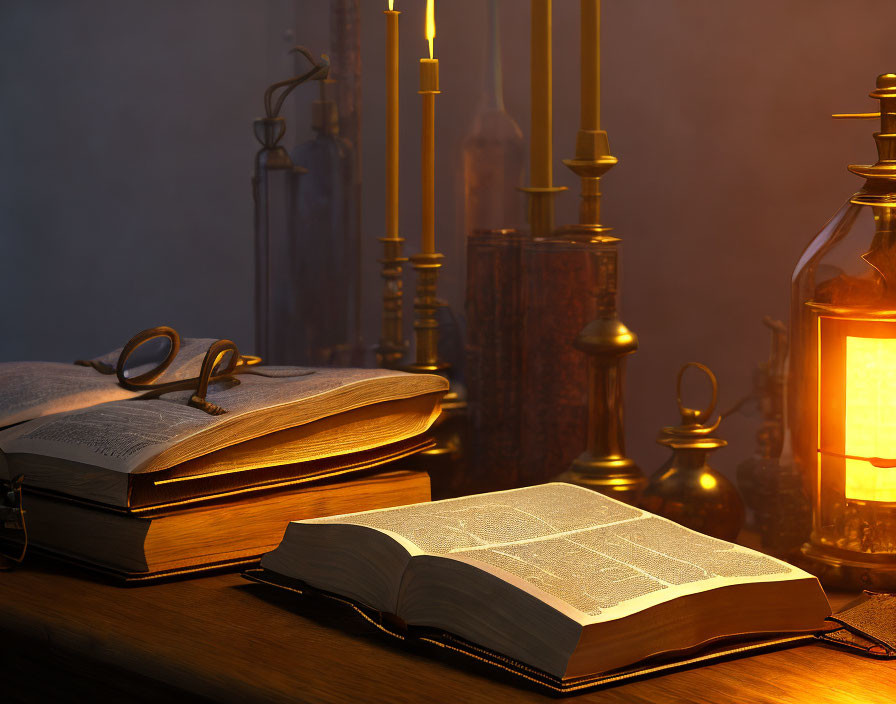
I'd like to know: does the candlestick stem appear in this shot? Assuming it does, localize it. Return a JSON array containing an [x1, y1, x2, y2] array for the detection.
[[581, 0, 600, 131], [420, 58, 439, 254], [521, 0, 565, 237], [385, 10, 400, 237]]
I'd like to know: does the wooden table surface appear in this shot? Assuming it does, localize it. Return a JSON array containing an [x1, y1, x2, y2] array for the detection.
[[0, 556, 894, 703]]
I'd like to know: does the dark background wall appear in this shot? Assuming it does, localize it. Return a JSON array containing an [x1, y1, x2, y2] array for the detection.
[[2, 0, 894, 475]]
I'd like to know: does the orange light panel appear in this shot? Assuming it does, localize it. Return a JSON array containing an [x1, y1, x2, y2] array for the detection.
[[845, 335, 896, 502]]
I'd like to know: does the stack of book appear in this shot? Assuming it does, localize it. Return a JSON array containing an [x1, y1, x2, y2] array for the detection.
[[0, 337, 447, 580]]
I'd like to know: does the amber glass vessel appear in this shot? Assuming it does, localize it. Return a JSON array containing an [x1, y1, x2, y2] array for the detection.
[[788, 74, 896, 588]]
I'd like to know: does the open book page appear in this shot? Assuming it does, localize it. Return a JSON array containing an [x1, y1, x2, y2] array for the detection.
[[0, 368, 445, 474], [309, 483, 814, 625], [91, 337, 219, 385], [0, 338, 223, 428], [0, 362, 138, 428]]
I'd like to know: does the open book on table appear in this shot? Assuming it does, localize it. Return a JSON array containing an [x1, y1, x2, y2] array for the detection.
[[256, 483, 832, 684]]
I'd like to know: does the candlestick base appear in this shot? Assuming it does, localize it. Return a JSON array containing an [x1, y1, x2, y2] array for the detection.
[[376, 236, 408, 369], [554, 249, 645, 505], [406, 252, 444, 372], [400, 250, 471, 496]]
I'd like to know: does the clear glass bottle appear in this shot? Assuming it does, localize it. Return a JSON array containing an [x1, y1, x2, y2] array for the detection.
[[788, 73, 896, 588], [253, 50, 328, 366], [289, 79, 357, 366], [253, 117, 305, 365]]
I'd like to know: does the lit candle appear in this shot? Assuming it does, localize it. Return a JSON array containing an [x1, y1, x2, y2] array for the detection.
[[581, 0, 600, 131], [420, 0, 439, 255], [385, 1, 400, 238], [530, 0, 552, 190]]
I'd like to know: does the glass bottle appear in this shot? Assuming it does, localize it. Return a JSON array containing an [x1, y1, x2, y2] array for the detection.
[[253, 117, 306, 365], [253, 50, 327, 366], [289, 79, 357, 366], [788, 73, 896, 588], [454, 0, 525, 314]]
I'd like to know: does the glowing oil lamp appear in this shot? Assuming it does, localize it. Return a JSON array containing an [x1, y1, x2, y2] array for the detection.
[[789, 73, 896, 589]]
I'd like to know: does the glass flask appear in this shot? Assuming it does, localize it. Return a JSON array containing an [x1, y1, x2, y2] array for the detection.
[[289, 79, 358, 366], [453, 0, 525, 314], [788, 73, 896, 588], [252, 50, 328, 366], [253, 116, 305, 365]]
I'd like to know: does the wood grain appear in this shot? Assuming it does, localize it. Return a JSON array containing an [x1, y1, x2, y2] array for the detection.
[[0, 557, 893, 703]]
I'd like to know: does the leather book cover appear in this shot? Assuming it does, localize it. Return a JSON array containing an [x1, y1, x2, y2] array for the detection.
[[242, 569, 895, 693]]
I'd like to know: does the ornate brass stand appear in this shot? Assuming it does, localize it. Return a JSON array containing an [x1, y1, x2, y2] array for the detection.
[[554, 128, 646, 503]]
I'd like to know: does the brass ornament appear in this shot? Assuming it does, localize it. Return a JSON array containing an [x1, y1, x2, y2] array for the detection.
[[640, 363, 745, 542], [553, 107, 644, 503]]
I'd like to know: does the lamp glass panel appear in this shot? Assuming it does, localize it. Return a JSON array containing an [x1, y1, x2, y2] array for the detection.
[[845, 335, 896, 502]]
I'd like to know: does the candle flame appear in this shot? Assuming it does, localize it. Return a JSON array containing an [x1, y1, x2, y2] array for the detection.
[[388, 0, 394, 10], [426, 0, 435, 59]]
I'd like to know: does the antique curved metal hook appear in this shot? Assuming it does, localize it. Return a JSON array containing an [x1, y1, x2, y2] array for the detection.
[[676, 362, 720, 428], [263, 47, 330, 118]]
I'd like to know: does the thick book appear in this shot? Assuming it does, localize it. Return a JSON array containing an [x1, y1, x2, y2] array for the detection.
[[257, 483, 831, 683], [22, 467, 431, 581], [0, 366, 447, 508]]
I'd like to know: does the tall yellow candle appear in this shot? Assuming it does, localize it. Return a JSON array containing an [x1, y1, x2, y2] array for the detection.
[[530, 0, 552, 189], [581, 0, 600, 131], [420, 0, 439, 255], [385, 2, 400, 238]]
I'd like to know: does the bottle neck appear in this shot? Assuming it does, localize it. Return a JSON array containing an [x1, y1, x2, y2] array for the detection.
[[481, 0, 504, 112]]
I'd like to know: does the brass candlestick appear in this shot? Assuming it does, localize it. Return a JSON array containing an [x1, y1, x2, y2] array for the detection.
[[554, 3, 645, 502]]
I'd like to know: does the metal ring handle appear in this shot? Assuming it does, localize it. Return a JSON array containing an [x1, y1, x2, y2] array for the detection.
[[676, 362, 719, 425]]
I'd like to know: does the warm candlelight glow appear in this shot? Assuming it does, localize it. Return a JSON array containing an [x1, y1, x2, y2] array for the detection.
[[388, 0, 394, 9], [844, 335, 896, 502], [426, 0, 435, 59]]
